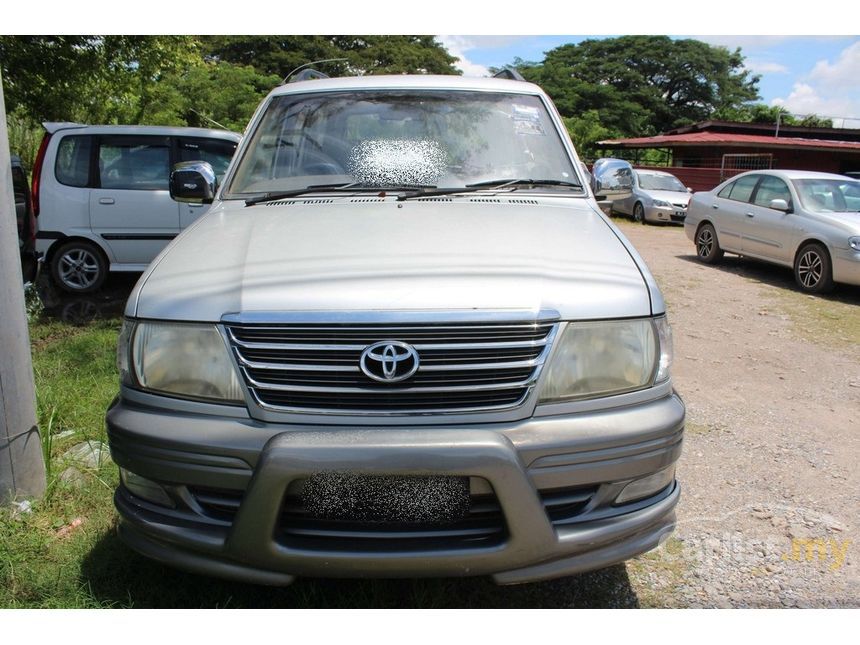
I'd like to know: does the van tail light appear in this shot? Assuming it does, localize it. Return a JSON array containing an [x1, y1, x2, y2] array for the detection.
[[31, 132, 51, 217]]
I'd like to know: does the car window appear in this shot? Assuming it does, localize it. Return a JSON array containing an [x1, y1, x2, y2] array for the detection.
[[99, 138, 170, 190], [752, 176, 792, 209], [723, 175, 760, 203], [179, 138, 237, 182], [637, 173, 686, 192], [227, 90, 579, 196], [793, 177, 860, 212], [55, 135, 93, 187]]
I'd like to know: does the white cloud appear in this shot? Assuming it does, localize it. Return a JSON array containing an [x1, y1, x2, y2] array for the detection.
[[744, 59, 789, 75], [807, 40, 860, 88], [437, 35, 493, 77], [770, 41, 860, 126]]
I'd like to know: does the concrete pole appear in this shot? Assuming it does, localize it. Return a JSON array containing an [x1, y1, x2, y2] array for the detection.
[[0, 70, 46, 504]]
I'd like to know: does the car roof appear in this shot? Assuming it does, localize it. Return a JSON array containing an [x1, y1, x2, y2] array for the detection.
[[734, 169, 856, 182], [43, 122, 241, 141], [268, 74, 546, 98]]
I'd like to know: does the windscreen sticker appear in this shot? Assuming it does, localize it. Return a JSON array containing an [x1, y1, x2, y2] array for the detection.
[[511, 104, 546, 136]]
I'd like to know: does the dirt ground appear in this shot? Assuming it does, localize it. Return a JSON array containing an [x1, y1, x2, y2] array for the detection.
[[618, 218, 860, 608]]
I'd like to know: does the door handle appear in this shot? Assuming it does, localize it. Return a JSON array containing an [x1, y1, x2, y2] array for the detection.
[[745, 212, 755, 218], [98, 198, 115, 205]]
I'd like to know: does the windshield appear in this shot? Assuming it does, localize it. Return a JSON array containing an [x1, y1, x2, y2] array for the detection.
[[225, 90, 580, 197], [793, 178, 860, 213], [637, 172, 686, 192]]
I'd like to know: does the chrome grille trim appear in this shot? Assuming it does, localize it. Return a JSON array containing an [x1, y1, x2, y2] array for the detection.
[[224, 314, 559, 415]]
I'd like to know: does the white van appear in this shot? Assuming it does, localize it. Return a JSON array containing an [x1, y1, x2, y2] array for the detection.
[[32, 123, 240, 293]]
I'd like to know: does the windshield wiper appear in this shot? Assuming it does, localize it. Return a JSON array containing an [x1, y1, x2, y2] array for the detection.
[[244, 182, 440, 206], [466, 178, 583, 190], [395, 178, 583, 201]]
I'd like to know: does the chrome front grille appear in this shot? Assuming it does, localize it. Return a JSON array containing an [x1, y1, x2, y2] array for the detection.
[[225, 318, 557, 414]]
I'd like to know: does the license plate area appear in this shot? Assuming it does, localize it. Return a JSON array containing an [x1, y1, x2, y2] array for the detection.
[[299, 473, 471, 524]]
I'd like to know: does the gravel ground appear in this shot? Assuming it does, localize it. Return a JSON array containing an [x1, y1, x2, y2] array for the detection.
[[620, 219, 860, 608]]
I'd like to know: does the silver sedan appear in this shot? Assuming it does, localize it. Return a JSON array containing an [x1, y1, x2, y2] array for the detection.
[[685, 169, 860, 293], [612, 169, 692, 224]]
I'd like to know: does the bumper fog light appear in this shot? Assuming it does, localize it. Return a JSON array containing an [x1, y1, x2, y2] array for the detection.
[[615, 466, 676, 505], [120, 468, 175, 508]]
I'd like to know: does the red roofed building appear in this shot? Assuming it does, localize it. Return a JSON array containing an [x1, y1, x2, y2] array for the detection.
[[597, 120, 860, 191]]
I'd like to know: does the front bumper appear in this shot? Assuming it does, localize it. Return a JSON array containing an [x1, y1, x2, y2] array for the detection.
[[646, 205, 687, 224], [832, 247, 860, 286], [107, 393, 684, 586]]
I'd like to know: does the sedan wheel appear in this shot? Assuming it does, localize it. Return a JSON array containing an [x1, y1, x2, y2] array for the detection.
[[794, 242, 834, 294], [696, 223, 724, 264], [633, 202, 646, 224], [51, 241, 107, 294]]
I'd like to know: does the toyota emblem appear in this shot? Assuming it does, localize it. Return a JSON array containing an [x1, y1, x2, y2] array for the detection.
[[360, 341, 420, 383]]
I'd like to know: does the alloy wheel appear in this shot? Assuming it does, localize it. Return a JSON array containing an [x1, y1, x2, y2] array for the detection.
[[58, 249, 101, 290]]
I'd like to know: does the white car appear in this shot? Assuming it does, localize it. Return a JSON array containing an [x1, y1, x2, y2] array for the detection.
[[32, 123, 240, 293], [685, 169, 860, 293], [611, 169, 691, 224]]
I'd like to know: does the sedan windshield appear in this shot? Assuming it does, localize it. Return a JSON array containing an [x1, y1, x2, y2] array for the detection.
[[793, 178, 860, 213], [637, 172, 686, 192], [225, 90, 580, 198]]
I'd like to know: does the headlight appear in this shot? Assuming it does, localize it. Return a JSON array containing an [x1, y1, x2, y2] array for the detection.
[[538, 317, 672, 403], [849, 236, 860, 251], [652, 199, 671, 208], [127, 321, 244, 403]]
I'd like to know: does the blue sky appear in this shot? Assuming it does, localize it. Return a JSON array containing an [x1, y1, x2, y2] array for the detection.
[[437, 35, 860, 128]]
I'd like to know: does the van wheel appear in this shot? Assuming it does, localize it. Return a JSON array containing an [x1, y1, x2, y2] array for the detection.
[[51, 240, 107, 294], [794, 242, 834, 294]]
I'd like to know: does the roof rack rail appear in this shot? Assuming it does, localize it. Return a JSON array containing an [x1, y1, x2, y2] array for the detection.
[[493, 68, 525, 81], [281, 58, 348, 85]]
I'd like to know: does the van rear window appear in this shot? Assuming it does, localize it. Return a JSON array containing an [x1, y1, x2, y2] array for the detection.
[[55, 135, 92, 187]]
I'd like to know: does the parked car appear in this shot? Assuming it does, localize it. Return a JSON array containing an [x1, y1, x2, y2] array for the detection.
[[32, 123, 240, 293], [107, 73, 684, 586], [10, 155, 40, 284], [685, 169, 860, 293], [611, 169, 692, 224]]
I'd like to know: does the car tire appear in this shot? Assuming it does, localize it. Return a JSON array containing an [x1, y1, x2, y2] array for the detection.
[[633, 202, 646, 224], [696, 223, 724, 264], [794, 242, 834, 294], [50, 240, 108, 294]]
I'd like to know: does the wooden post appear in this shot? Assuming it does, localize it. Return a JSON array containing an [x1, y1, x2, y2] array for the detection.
[[0, 70, 46, 504]]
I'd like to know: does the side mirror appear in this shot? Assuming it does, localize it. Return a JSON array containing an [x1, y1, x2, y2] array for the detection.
[[769, 198, 791, 213], [687, 187, 693, 193], [170, 161, 216, 204], [591, 158, 634, 201]]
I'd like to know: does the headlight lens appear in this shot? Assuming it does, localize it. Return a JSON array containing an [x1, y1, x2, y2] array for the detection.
[[130, 321, 244, 403], [538, 317, 671, 403], [849, 236, 860, 251], [652, 199, 671, 208]]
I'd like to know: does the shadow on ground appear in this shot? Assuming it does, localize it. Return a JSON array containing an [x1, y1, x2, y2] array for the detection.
[[79, 527, 640, 608], [676, 253, 860, 304]]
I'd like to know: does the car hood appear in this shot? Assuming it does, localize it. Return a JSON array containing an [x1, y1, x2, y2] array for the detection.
[[128, 197, 656, 322], [639, 189, 691, 204]]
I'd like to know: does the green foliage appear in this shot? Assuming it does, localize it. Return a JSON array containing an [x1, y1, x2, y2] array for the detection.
[[563, 111, 615, 161], [5, 107, 43, 169], [715, 103, 833, 128], [201, 35, 460, 78], [517, 36, 761, 136]]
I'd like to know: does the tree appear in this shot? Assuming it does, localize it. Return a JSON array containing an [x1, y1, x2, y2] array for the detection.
[[0, 36, 200, 124], [516, 36, 760, 136], [201, 35, 460, 78]]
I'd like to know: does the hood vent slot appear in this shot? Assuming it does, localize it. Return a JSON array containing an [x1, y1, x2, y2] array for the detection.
[[349, 197, 386, 203], [469, 198, 502, 203], [266, 199, 334, 206], [416, 197, 453, 202], [509, 199, 539, 205]]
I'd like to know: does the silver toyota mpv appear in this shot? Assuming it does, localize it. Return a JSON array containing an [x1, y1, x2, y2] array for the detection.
[[107, 72, 684, 586]]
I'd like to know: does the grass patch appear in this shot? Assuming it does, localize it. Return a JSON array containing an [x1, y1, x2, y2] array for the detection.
[[766, 288, 860, 349]]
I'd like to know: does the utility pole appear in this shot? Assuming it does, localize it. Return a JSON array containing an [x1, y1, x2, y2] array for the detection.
[[0, 70, 46, 504]]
